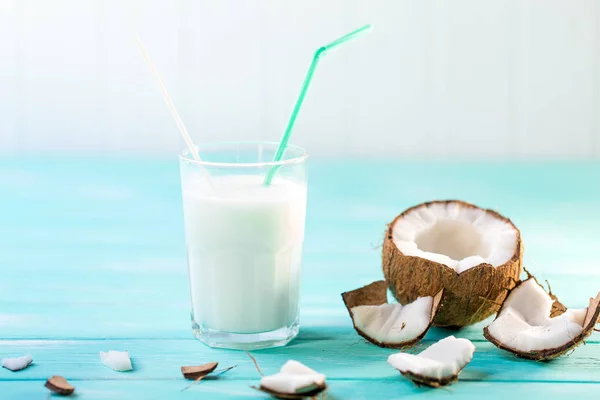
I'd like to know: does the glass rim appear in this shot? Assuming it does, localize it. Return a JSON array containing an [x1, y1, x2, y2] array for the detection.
[[179, 141, 308, 168]]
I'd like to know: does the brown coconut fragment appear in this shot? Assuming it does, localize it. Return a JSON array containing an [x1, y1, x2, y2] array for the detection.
[[387, 335, 476, 388], [253, 359, 327, 400], [483, 276, 600, 360], [342, 280, 389, 309], [548, 284, 567, 318], [400, 371, 458, 388], [254, 384, 327, 400], [342, 280, 443, 348], [45, 376, 75, 396], [181, 362, 218, 380], [383, 200, 523, 328]]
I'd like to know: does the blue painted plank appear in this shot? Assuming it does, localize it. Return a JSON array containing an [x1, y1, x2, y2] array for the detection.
[[1, 380, 599, 400], [0, 338, 599, 382]]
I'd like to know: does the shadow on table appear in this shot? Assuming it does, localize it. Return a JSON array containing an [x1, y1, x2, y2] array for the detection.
[[295, 326, 353, 342]]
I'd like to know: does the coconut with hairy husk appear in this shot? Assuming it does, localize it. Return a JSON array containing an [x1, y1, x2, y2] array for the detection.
[[483, 276, 600, 360], [383, 200, 522, 328], [342, 280, 443, 348]]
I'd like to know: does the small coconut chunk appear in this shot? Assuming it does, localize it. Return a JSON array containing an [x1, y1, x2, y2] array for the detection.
[[2, 355, 33, 371], [45, 375, 75, 396], [100, 350, 133, 372], [259, 360, 326, 398], [387, 336, 476, 387], [484, 277, 600, 360], [342, 281, 443, 348], [181, 362, 218, 380], [391, 201, 519, 273]]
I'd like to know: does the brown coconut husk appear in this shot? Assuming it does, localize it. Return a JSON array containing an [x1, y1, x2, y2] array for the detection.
[[383, 200, 522, 328], [341, 280, 443, 348], [483, 277, 600, 361], [254, 384, 328, 400], [45, 376, 75, 396], [399, 371, 458, 388], [181, 362, 218, 380]]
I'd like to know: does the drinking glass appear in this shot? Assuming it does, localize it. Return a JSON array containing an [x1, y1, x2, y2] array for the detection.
[[179, 141, 308, 349]]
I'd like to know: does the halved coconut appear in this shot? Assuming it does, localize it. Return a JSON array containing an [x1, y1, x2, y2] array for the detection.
[[387, 335, 476, 387], [383, 200, 522, 327], [342, 280, 443, 348], [258, 360, 327, 399], [483, 277, 600, 360]]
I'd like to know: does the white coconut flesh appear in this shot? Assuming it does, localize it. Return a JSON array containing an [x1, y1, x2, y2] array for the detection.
[[387, 336, 476, 381], [486, 279, 587, 352], [260, 360, 326, 395], [351, 297, 434, 344], [100, 350, 133, 372], [2, 355, 33, 371], [392, 202, 518, 273]]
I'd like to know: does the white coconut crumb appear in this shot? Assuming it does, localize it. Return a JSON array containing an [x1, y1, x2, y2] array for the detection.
[[387, 336, 476, 381], [486, 279, 586, 352], [2, 355, 33, 371], [260, 360, 326, 394], [100, 350, 133, 372], [392, 202, 518, 273], [350, 296, 433, 344]]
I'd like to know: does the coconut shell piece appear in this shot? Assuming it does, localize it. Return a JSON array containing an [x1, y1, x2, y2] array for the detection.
[[254, 360, 327, 400], [45, 376, 75, 396], [399, 371, 458, 388], [181, 362, 219, 380], [383, 200, 522, 328], [342, 280, 388, 309], [342, 280, 443, 348], [483, 277, 600, 360], [387, 335, 476, 388], [254, 384, 327, 400]]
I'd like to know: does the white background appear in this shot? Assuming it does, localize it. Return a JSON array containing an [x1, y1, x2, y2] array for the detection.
[[1, 0, 599, 158]]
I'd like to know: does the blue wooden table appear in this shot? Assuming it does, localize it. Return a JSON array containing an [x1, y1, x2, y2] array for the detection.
[[1, 157, 599, 399]]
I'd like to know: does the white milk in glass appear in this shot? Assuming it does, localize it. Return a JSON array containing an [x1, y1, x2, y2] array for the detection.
[[182, 175, 307, 334]]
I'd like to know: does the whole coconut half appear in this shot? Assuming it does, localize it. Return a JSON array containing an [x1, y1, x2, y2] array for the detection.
[[383, 200, 522, 328]]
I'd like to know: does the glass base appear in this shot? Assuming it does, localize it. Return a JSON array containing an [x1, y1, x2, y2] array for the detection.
[[191, 318, 299, 350]]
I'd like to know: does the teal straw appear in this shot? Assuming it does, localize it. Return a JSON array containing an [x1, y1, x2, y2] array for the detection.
[[264, 24, 373, 186]]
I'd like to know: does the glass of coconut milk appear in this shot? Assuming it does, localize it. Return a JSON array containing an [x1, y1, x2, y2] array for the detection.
[[179, 141, 308, 350]]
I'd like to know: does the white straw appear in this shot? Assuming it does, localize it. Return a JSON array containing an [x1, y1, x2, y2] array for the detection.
[[135, 33, 201, 161]]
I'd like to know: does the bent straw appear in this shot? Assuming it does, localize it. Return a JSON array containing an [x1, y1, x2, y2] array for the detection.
[[263, 24, 373, 186], [135, 33, 202, 163]]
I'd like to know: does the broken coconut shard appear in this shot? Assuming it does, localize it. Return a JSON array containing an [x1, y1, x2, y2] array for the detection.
[[181, 362, 218, 380], [100, 350, 133, 372], [387, 336, 476, 388], [45, 375, 75, 396], [382, 200, 523, 328], [483, 276, 600, 361], [341, 280, 443, 348], [257, 360, 327, 399], [2, 355, 33, 371]]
